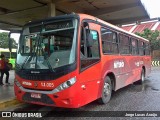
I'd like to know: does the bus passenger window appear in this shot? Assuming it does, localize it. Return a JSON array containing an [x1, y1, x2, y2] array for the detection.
[[101, 28, 118, 54], [119, 34, 131, 54], [139, 41, 144, 55], [131, 38, 138, 55], [145, 43, 150, 55]]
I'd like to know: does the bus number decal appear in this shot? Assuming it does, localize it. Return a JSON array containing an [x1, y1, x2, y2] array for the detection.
[[41, 82, 54, 88], [114, 60, 124, 68]]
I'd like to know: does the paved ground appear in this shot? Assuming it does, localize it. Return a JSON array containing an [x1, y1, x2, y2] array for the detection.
[[0, 70, 15, 102], [1, 67, 160, 119]]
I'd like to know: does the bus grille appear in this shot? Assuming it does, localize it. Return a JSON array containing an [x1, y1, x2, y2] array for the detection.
[[16, 71, 64, 80], [22, 92, 54, 105]]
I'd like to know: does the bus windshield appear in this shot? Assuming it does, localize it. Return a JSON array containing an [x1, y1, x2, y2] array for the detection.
[[17, 19, 78, 70]]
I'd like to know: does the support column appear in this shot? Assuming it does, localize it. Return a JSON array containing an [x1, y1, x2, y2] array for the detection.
[[48, 0, 56, 17]]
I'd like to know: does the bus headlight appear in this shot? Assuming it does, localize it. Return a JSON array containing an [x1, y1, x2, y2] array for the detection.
[[55, 77, 76, 92], [14, 79, 21, 87]]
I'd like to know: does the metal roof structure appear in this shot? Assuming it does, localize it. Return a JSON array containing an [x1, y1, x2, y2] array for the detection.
[[121, 18, 160, 33], [0, 0, 149, 31]]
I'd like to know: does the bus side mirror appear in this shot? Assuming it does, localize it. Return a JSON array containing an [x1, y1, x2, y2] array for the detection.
[[83, 22, 89, 28], [82, 22, 93, 47], [86, 31, 93, 47]]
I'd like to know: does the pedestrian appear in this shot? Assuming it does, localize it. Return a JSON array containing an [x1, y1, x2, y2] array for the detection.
[[0, 54, 10, 85]]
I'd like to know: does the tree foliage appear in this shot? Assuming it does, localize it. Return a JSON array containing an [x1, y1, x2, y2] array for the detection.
[[0, 32, 17, 48], [135, 29, 160, 51]]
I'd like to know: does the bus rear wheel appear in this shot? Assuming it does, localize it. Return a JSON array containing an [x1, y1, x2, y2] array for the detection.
[[139, 69, 145, 84], [134, 69, 145, 85], [98, 76, 112, 104]]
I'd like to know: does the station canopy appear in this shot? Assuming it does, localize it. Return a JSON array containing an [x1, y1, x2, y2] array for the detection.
[[0, 0, 149, 32]]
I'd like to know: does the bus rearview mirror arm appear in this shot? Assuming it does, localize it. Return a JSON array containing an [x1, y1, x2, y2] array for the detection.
[[82, 22, 93, 47]]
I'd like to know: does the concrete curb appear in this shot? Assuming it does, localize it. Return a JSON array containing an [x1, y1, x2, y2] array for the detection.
[[0, 98, 22, 110]]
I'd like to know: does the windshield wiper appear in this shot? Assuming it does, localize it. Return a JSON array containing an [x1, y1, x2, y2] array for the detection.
[[35, 35, 55, 72], [20, 55, 30, 69], [43, 53, 55, 72]]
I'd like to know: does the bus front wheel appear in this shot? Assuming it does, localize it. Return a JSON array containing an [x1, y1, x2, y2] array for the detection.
[[98, 76, 112, 104]]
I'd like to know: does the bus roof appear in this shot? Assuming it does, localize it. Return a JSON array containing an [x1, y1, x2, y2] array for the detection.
[[78, 13, 149, 42], [23, 13, 149, 42]]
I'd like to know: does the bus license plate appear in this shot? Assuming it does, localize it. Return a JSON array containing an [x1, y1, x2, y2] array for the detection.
[[31, 93, 41, 99]]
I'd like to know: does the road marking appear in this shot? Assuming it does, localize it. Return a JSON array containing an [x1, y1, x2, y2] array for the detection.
[[152, 61, 160, 66]]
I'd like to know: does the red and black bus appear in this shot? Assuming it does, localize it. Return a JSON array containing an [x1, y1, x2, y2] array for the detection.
[[14, 13, 151, 108]]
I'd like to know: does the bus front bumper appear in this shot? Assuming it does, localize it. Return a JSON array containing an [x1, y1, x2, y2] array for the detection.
[[14, 83, 84, 108]]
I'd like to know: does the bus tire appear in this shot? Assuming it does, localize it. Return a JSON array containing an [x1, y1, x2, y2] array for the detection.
[[134, 69, 145, 85], [139, 69, 145, 84], [98, 76, 112, 104]]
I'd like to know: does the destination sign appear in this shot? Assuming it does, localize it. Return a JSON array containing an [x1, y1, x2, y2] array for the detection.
[[29, 20, 73, 33], [44, 20, 73, 31], [29, 25, 41, 33]]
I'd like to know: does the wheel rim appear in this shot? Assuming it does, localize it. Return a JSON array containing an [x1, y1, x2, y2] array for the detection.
[[103, 82, 111, 97]]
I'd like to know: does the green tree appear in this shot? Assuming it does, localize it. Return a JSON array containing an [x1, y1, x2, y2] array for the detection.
[[135, 28, 160, 51], [0, 32, 17, 48]]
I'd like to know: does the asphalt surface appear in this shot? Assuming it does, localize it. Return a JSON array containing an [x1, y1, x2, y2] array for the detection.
[[0, 70, 15, 102], [1, 67, 160, 120]]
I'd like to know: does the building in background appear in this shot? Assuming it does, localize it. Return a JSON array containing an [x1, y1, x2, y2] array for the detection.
[[121, 18, 160, 33]]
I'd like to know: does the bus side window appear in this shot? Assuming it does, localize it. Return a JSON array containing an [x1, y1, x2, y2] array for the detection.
[[131, 38, 138, 55], [119, 34, 131, 55], [139, 41, 145, 56], [80, 29, 100, 58], [80, 27, 100, 70], [145, 43, 150, 55], [101, 28, 118, 54], [89, 31, 100, 58]]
